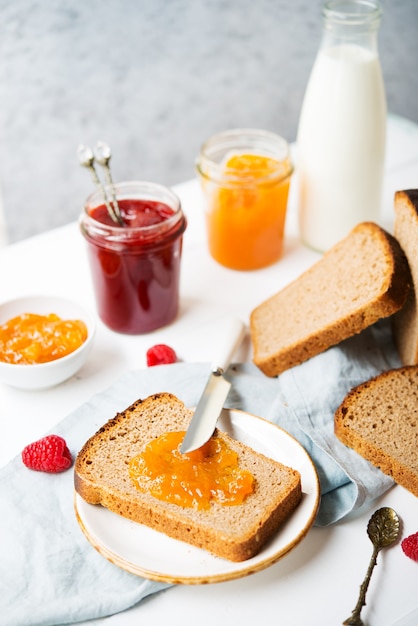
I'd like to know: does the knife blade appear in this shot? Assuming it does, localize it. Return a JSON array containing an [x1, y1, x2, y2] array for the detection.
[[180, 318, 246, 453]]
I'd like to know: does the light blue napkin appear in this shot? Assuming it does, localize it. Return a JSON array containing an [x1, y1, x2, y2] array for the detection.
[[0, 319, 400, 625]]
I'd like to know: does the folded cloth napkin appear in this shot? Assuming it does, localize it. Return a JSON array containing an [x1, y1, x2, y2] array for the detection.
[[0, 319, 400, 625]]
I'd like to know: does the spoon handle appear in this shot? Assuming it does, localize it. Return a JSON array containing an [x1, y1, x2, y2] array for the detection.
[[93, 141, 124, 225], [77, 144, 121, 226], [343, 544, 379, 626], [102, 165, 123, 224]]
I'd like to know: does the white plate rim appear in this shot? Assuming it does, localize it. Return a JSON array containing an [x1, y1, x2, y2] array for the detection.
[[74, 408, 320, 584]]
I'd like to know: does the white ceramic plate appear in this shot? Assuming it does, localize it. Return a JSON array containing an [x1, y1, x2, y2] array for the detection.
[[74, 408, 320, 584]]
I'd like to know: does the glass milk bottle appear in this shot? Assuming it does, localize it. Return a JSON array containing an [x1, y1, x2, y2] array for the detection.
[[296, 0, 387, 252]]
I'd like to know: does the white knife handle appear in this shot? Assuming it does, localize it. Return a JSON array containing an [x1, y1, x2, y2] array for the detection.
[[212, 318, 246, 372]]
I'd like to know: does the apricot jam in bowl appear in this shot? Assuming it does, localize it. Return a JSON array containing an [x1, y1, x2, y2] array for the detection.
[[0, 295, 96, 389]]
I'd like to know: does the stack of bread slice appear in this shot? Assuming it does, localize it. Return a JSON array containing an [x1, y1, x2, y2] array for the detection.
[[250, 189, 418, 495], [333, 191, 418, 495]]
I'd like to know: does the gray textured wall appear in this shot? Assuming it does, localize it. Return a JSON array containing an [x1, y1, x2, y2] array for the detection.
[[0, 0, 417, 243]]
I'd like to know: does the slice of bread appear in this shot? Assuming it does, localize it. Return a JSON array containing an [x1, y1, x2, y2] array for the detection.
[[392, 190, 418, 365], [250, 222, 410, 377], [74, 392, 302, 562], [334, 365, 418, 497]]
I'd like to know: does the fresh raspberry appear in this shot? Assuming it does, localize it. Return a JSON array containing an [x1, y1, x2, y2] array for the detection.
[[22, 435, 72, 473], [146, 344, 177, 367], [401, 532, 418, 561]]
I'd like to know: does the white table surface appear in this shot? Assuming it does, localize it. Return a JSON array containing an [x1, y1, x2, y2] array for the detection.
[[2, 114, 418, 626]]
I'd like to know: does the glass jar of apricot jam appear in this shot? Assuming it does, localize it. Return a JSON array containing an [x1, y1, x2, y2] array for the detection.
[[196, 129, 293, 271], [80, 181, 187, 334]]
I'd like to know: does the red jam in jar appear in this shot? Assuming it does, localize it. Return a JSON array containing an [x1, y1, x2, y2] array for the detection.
[[80, 182, 187, 334]]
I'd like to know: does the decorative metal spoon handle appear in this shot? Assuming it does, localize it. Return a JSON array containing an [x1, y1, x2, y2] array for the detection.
[[343, 544, 379, 625], [343, 507, 400, 626], [94, 141, 123, 225], [77, 144, 121, 226]]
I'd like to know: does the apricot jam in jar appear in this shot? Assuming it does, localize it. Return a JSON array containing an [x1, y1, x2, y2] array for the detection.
[[129, 431, 255, 510], [196, 129, 293, 271], [80, 182, 187, 334]]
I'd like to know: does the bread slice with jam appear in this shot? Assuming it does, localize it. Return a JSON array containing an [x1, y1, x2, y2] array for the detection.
[[74, 392, 302, 562]]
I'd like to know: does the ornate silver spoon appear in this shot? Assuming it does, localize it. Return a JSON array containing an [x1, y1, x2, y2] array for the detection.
[[94, 141, 123, 225], [343, 507, 400, 625], [77, 144, 123, 226]]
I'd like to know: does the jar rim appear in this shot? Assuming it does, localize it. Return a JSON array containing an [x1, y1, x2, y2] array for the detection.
[[82, 180, 184, 236], [322, 0, 383, 25], [80, 180, 187, 251], [196, 128, 293, 186]]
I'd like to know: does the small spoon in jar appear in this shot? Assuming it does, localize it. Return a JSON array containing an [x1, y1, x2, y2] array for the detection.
[[77, 144, 124, 226], [94, 141, 123, 225], [343, 507, 401, 626]]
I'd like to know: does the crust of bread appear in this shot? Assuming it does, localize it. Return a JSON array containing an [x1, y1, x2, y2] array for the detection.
[[250, 222, 411, 377], [74, 392, 302, 562], [392, 189, 418, 365], [334, 366, 418, 497]]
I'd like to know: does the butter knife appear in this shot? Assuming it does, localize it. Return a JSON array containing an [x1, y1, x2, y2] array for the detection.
[[180, 318, 246, 453]]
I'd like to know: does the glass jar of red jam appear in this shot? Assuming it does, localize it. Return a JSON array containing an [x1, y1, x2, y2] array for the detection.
[[80, 181, 187, 334]]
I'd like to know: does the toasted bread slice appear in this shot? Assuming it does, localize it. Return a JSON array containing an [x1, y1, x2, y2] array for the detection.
[[74, 392, 302, 562], [334, 366, 418, 497], [393, 189, 418, 365], [250, 222, 410, 377]]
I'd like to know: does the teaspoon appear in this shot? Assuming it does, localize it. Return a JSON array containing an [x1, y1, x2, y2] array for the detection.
[[343, 507, 400, 626], [77, 144, 123, 226], [94, 141, 123, 225]]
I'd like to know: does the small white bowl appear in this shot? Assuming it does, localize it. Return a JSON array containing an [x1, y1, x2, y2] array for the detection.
[[0, 295, 96, 390]]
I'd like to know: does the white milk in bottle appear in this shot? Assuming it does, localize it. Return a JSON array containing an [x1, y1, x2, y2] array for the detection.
[[297, 0, 386, 252]]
